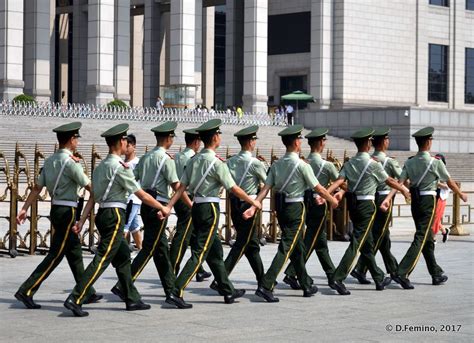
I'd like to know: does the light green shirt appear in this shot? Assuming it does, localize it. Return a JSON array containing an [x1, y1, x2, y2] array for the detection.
[[307, 152, 339, 188], [37, 148, 89, 202], [372, 151, 402, 192], [400, 151, 450, 191], [226, 151, 267, 195], [180, 148, 236, 197], [134, 146, 179, 199], [92, 154, 140, 203], [174, 147, 195, 180], [339, 152, 388, 196], [265, 152, 319, 198]]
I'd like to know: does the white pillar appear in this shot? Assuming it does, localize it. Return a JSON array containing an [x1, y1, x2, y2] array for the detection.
[[170, 0, 196, 107], [0, 0, 24, 100], [195, 0, 203, 105], [87, 0, 115, 105], [202, 6, 215, 108], [225, 0, 244, 108], [130, 13, 144, 107], [242, 0, 268, 113], [72, 1, 88, 104], [114, 0, 131, 104], [143, 0, 161, 107], [310, 0, 333, 109], [23, 0, 51, 102]]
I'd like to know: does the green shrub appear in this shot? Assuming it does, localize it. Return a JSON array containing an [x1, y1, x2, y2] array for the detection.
[[107, 99, 129, 109], [12, 94, 37, 105]]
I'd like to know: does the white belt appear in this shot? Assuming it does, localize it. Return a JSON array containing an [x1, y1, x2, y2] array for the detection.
[[99, 202, 127, 210], [420, 191, 437, 196], [285, 197, 304, 203], [155, 195, 170, 203], [52, 199, 77, 207], [194, 196, 220, 203], [377, 191, 390, 195], [356, 195, 375, 200]]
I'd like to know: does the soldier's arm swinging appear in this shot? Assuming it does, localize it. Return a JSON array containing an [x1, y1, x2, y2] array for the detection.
[[447, 178, 468, 202], [314, 184, 339, 209], [230, 185, 262, 209], [72, 193, 96, 234], [159, 183, 187, 219], [171, 181, 193, 208], [16, 184, 44, 225], [380, 178, 408, 212], [242, 184, 272, 220]]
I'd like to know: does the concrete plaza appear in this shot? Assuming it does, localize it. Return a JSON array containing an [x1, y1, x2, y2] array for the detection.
[[0, 226, 473, 343]]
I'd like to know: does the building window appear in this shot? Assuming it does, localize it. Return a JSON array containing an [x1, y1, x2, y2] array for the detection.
[[428, 44, 448, 102], [466, 48, 474, 104], [268, 12, 311, 55], [467, 0, 474, 10], [429, 0, 449, 6]]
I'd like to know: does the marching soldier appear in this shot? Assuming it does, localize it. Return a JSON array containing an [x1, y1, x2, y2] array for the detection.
[[64, 123, 168, 317], [327, 128, 409, 295], [111, 121, 188, 300], [160, 119, 262, 309], [283, 128, 338, 290], [169, 128, 212, 282], [382, 127, 468, 289], [243, 125, 339, 302], [351, 127, 400, 284], [210, 125, 267, 293], [15, 122, 102, 309]]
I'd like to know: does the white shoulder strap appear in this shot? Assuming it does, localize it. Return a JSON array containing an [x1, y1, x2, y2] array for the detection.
[[101, 164, 122, 202], [353, 159, 373, 192], [382, 157, 390, 169], [280, 160, 301, 193], [51, 158, 71, 198], [194, 158, 218, 195], [315, 160, 327, 179], [150, 154, 169, 189], [415, 157, 435, 187], [238, 158, 255, 187]]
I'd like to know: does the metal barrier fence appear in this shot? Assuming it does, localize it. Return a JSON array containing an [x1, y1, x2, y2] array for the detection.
[[0, 144, 471, 258], [0, 101, 286, 126]]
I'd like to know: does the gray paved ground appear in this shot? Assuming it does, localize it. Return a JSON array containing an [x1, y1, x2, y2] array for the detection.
[[1, 228, 473, 343]]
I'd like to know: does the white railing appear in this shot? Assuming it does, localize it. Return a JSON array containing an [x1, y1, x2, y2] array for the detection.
[[0, 101, 287, 127]]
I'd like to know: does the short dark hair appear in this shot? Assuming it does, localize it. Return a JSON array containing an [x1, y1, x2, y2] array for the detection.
[[185, 133, 200, 146], [415, 136, 430, 148], [201, 133, 215, 146], [237, 135, 253, 146], [372, 136, 385, 148], [354, 138, 367, 150], [126, 134, 136, 146], [106, 135, 122, 147], [56, 133, 73, 145], [282, 134, 299, 147]]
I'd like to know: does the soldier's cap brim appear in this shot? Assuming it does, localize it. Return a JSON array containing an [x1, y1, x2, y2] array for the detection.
[[373, 127, 391, 137], [305, 128, 329, 139], [234, 125, 259, 139], [183, 128, 199, 136], [412, 126, 434, 138], [350, 127, 375, 140], [101, 123, 129, 138], [278, 124, 304, 137], [151, 121, 178, 136], [53, 122, 82, 137], [196, 119, 222, 135]]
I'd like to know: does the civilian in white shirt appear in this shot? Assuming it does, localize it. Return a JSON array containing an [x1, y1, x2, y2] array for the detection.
[[286, 104, 294, 126]]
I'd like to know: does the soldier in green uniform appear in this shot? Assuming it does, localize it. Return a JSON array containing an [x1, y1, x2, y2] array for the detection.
[[351, 127, 401, 284], [209, 125, 267, 293], [160, 119, 262, 309], [327, 128, 409, 295], [243, 125, 339, 303], [283, 128, 338, 290], [110, 121, 188, 300], [15, 122, 102, 309], [381, 127, 468, 289], [64, 123, 169, 317], [169, 128, 212, 282]]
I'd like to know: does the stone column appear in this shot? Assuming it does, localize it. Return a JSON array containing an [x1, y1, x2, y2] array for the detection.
[[114, 0, 131, 104], [23, 0, 51, 102], [202, 5, 215, 107], [86, 0, 115, 105], [0, 0, 24, 100], [242, 0, 268, 113], [170, 0, 196, 107], [195, 0, 203, 105], [130, 13, 144, 107], [72, 0, 88, 104], [310, 0, 333, 109], [225, 0, 244, 108], [143, 0, 161, 107]]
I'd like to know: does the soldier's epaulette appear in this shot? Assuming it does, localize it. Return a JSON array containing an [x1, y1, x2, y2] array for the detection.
[[119, 161, 129, 169], [216, 155, 225, 162], [166, 152, 174, 160], [70, 155, 81, 163], [256, 155, 267, 163], [408, 156, 415, 160]]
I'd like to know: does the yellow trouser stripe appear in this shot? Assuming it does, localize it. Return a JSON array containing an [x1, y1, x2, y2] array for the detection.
[[272, 203, 306, 290], [77, 208, 120, 304], [347, 201, 377, 274], [374, 205, 393, 252], [132, 218, 167, 280], [27, 208, 76, 296], [305, 203, 328, 261], [179, 203, 217, 297], [231, 213, 258, 274], [173, 217, 193, 273], [406, 196, 436, 278]]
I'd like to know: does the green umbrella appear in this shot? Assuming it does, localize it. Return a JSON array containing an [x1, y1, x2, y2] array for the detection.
[[281, 90, 314, 117]]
